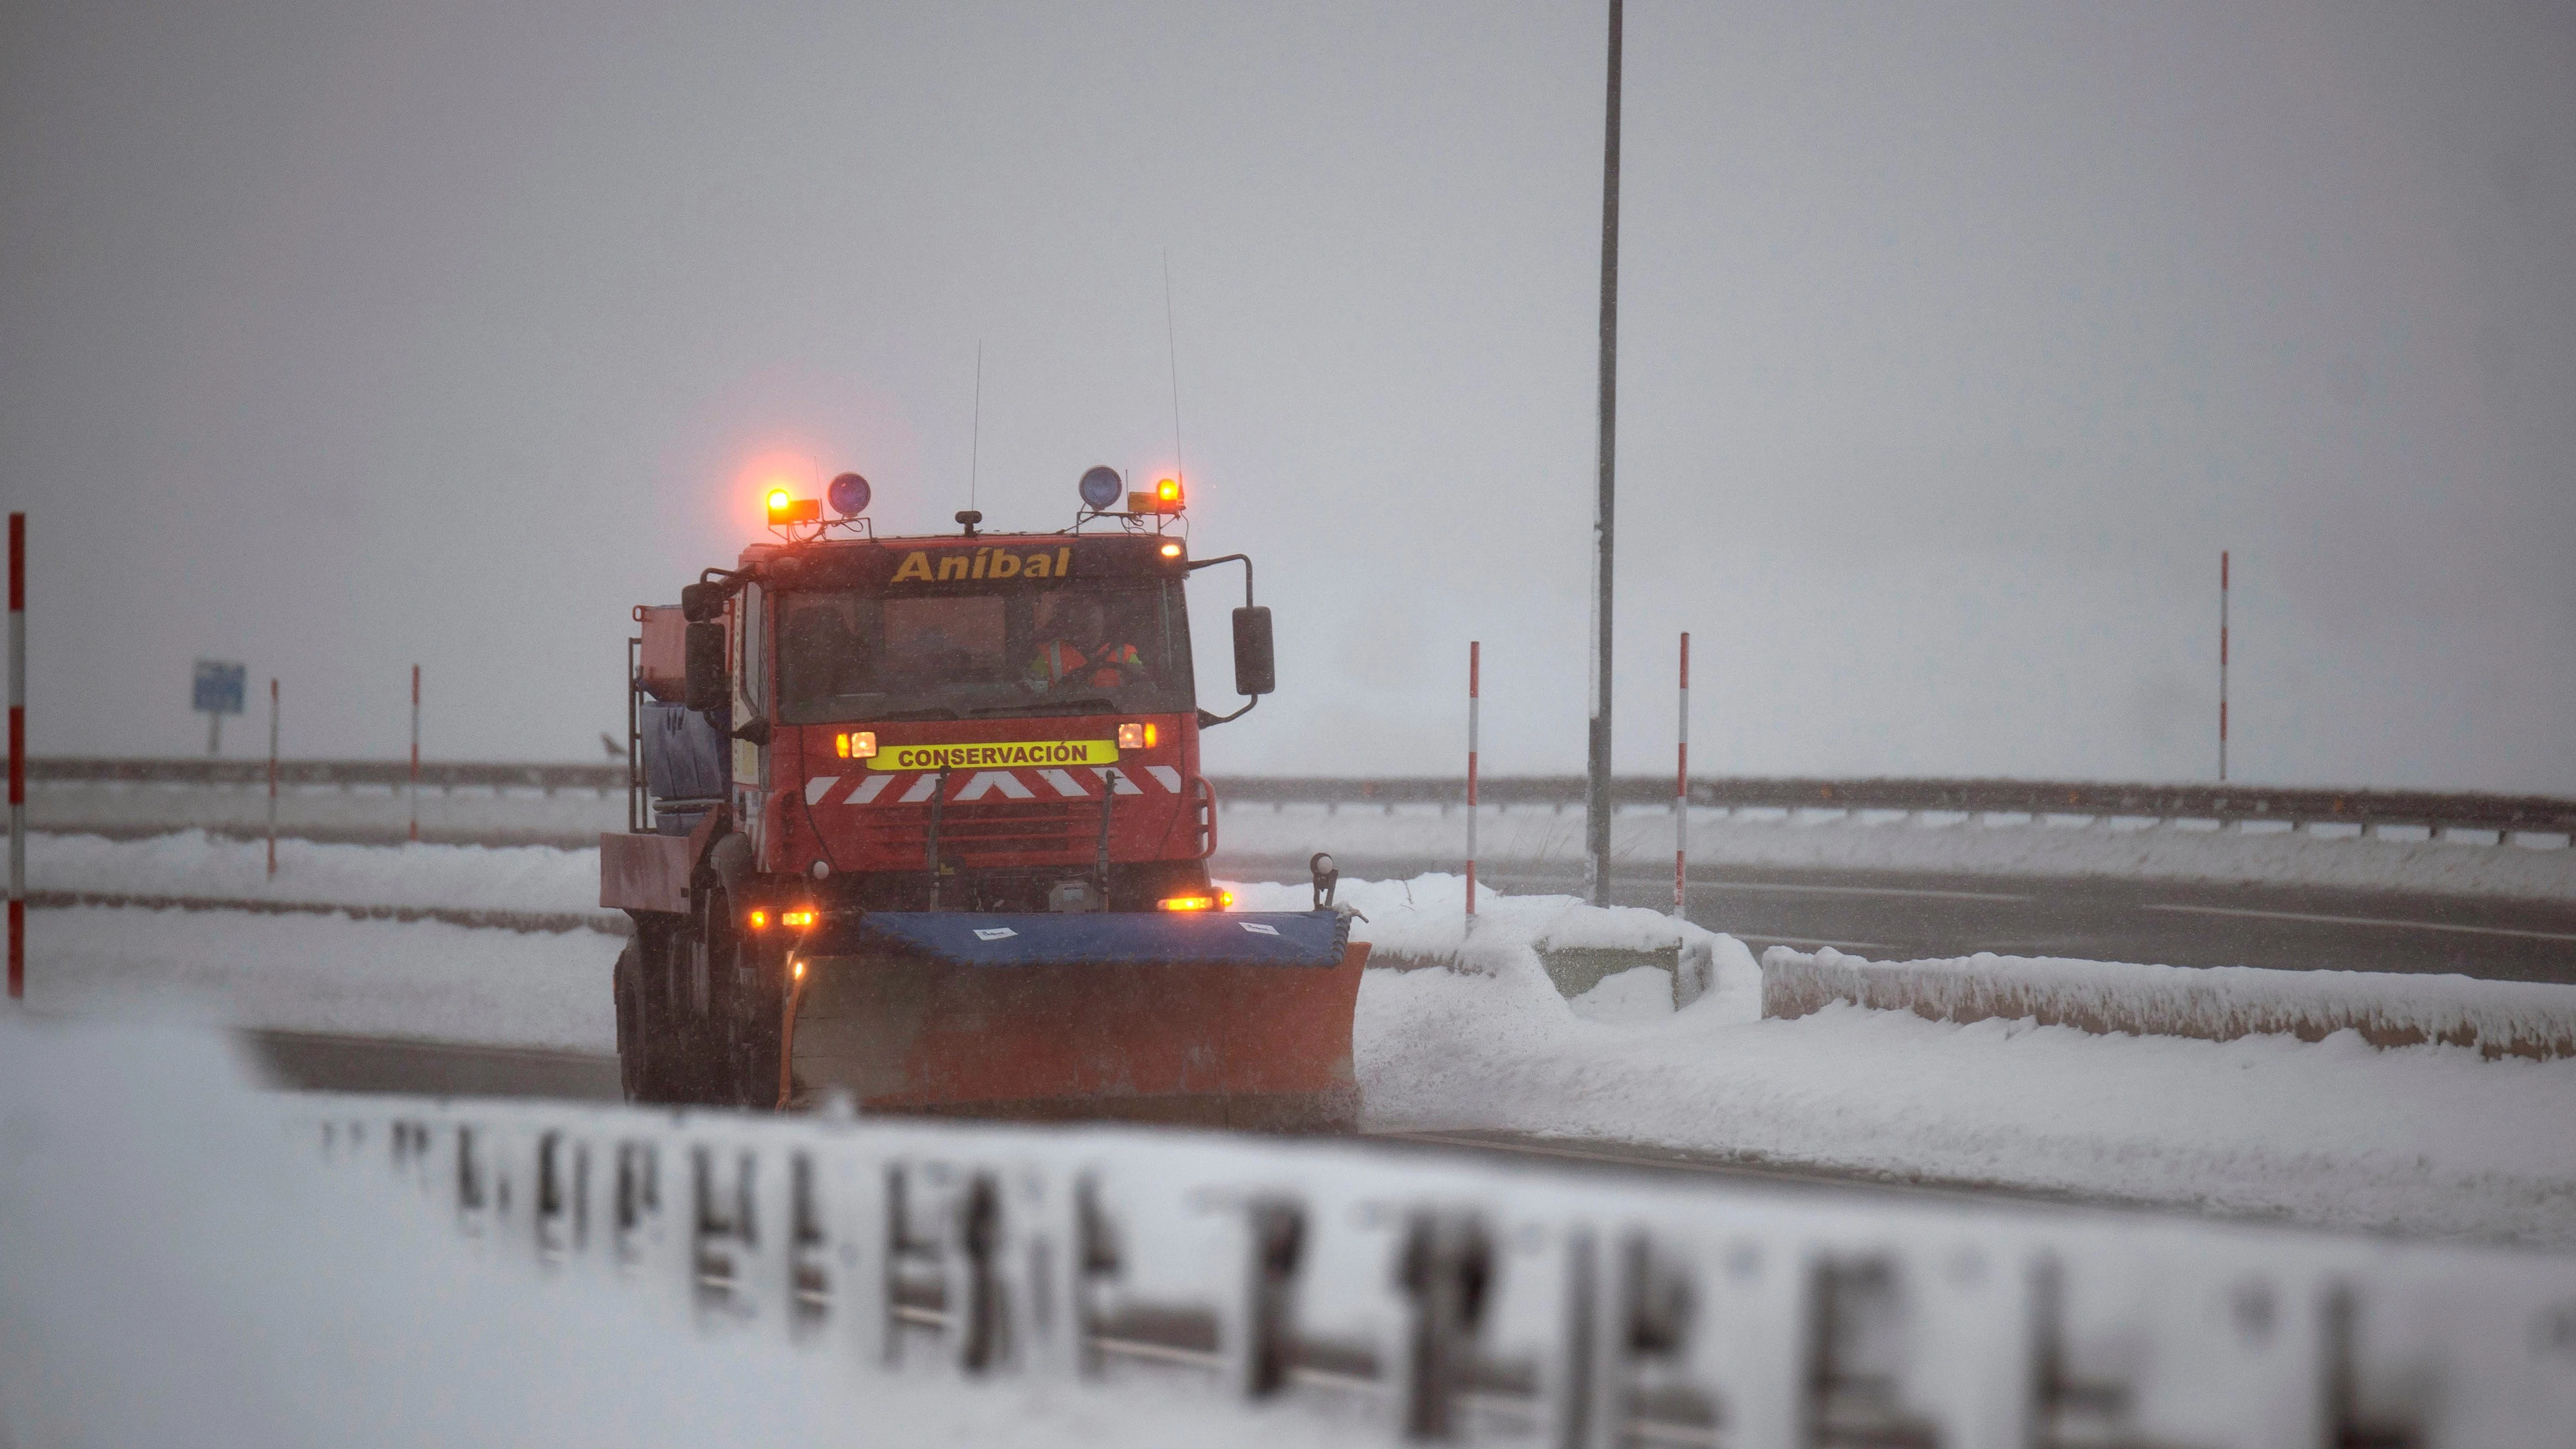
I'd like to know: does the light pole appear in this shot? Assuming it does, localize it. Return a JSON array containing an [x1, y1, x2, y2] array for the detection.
[[1585, 0, 1624, 907]]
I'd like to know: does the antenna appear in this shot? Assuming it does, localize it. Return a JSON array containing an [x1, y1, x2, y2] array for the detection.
[[969, 341, 984, 512], [1162, 250, 1185, 489]]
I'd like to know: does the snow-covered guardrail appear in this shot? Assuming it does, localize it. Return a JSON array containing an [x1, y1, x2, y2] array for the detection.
[[15, 755, 620, 792], [1221, 775, 2576, 844], [12, 759, 2571, 841], [1764, 947, 2576, 1061], [300, 1094, 2576, 1445]]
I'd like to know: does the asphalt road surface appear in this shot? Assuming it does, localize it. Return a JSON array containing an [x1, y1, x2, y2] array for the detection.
[[242, 1030, 2245, 1226], [1221, 854, 2576, 984]]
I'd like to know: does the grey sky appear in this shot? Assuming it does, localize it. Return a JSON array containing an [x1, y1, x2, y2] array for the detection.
[[4, 1, 2569, 789]]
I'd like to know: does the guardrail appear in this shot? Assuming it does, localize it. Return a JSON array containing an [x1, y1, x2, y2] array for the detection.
[[14, 756, 621, 793], [1219, 776, 2576, 838], [304, 1093, 2576, 1446], [12, 759, 2572, 840]]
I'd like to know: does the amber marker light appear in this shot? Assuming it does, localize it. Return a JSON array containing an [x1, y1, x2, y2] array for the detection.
[[765, 488, 821, 524], [747, 908, 771, 930], [1157, 893, 1225, 912], [793, 959, 806, 980], [1145, 723, 1158, 747], [782, 908, 817, 929]]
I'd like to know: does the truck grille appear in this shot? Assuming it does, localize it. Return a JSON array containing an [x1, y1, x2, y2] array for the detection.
[[856, 801, 1096, 865]]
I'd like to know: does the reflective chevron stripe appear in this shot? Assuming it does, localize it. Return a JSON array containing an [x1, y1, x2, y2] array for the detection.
[[954, 771, 1037, 801], [814, 766, 1189, 805]]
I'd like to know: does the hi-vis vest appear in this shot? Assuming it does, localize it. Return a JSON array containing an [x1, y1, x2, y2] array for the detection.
[[1027, 640, 1141, 688]]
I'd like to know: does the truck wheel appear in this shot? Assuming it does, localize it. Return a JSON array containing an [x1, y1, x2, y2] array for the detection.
[[667, 889, 750, 1106], [617, 917, 684, 1103], [697, 889, 785, 1109]]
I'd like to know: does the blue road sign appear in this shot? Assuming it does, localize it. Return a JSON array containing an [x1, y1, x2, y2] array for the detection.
[[193, 660, 247, 716]]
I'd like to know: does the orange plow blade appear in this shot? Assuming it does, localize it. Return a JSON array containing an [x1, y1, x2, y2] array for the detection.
[[786, 911, 1367, 1133]]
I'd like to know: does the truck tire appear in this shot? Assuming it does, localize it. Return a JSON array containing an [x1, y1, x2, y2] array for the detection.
[[617, 917, 687, 1103], [658, 899, 726, 1105], [696, 888, 785, 1109]]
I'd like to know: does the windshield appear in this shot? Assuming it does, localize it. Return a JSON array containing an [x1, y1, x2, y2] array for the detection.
[[775, 579, 1195, 723]]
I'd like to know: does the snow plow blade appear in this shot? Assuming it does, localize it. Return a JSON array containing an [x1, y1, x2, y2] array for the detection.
[[786, 910, 1367, 1132]]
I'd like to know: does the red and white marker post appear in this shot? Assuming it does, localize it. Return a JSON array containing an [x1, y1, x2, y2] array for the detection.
[[1674, 631, 1689, 918], [265, 679, 280, 878], [1465, 640, 1480, 927], [8, 513, 24, 999], [2219, 550, 2230, 782], [408, 663, 421, 843]]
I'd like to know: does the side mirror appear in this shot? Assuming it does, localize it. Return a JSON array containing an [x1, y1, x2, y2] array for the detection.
[[684, 621, 729, 712], [680, 581, 721, 623], [1231, 606, 1276, 697]]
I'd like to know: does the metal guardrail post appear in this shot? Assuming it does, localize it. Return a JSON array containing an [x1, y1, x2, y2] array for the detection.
[[1397, 1208, 1494, 1440]]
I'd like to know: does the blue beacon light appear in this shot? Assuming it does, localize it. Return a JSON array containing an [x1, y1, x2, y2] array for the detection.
[[1078, 465, 1122, 511], [827, 472, 871, 516]]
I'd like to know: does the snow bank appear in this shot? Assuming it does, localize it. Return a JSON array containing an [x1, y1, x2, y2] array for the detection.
[[1223, 872, 1762, 1011], [1358, 961, 2576, 1244], [19, 904, 618, 1051], [1766, 947, 2576, 1059], [24, 828, 605, 916], [0, 1018, 1360, 1449], [1218, 802, 2576, 901]]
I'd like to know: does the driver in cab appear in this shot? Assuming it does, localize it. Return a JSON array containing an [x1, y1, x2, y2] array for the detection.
[[1025, 595, 1146, 691]]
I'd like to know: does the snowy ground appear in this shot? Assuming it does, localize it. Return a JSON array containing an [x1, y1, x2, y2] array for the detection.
[[19, 905, 619, 1050], [21, 863, 2576, 1246], [24, 829, 606, 918], [0, 1019, 1366, 1449], [19, 1018, 2576, 1447]]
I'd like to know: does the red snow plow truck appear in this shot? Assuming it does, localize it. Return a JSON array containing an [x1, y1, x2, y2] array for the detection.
[[601, 465, 1365, 1130]]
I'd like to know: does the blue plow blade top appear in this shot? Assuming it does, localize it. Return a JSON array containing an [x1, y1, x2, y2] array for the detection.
[[856, 910, 1351, 969]]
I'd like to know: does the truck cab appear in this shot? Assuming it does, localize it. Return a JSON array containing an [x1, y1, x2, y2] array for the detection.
[[714, 528, 1235, 913]]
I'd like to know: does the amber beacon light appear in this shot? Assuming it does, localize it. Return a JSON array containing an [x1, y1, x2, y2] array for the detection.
[[1126, 477, 1185, 514]]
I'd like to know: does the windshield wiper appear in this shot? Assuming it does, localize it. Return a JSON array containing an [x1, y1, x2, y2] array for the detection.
[[967, 696, 1118, 718]]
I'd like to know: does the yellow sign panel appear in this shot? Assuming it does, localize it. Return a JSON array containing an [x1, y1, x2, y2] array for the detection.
[[868, 738, 1121, 771]]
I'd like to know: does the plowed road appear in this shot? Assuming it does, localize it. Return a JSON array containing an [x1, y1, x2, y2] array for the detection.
[[1220, 855, 2576, 984]]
